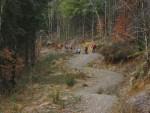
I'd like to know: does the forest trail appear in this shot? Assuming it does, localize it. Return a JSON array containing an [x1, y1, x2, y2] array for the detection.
[[67, 53, 124, 113], [68, 53, 101, 69]]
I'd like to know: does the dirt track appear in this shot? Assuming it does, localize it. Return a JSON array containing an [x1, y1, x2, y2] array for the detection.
[[67, 53, 124, 113]]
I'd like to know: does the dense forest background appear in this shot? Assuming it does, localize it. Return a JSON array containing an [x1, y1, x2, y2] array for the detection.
[[0, 0, 49, 89], [0, 0, 149, 89]]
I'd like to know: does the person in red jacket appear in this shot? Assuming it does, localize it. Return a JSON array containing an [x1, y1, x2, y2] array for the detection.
[[92, 44, 96, 53]]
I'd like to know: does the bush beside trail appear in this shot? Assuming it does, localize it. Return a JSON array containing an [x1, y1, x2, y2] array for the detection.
[[100, 42, 139, 63]]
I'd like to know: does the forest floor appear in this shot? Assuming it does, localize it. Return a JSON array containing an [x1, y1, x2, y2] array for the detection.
[[0, 47, 149, 113]]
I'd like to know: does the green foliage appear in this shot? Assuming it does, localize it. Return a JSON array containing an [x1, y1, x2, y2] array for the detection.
[[0, 0, 49, 92], [0, 0, 48, 61], [59, 0, 105, 18], [26, 53, 67, 85], [46, 0, 109, 39], [65, 75, 76, 87], [59, 0, 78, 18], [51, 89, 61, 104]]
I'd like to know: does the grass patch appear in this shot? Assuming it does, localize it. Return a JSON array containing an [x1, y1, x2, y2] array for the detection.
[[16, 53, 66, 86], [65, 75, 76, 87], [112, 100, 136, 113], [32, 73, 66, 85], [0, 53, 82, 113], [33, 53, 65, 73]]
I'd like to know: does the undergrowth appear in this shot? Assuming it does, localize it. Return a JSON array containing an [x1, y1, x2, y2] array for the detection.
[[0, 53, 67, 112]]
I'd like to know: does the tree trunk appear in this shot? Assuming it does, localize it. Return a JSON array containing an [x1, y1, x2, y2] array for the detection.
[[0, 15, 2, 32], [91, 16, 94, 39], [50, 9, 53, 40], [67, 23, 70, 40], [0, 0, 7, 32], [82, 16, 85, 38], [105, 1, 107, 37], [66, 23, 68, 40], [25, 38, 29, 66], [30, 33, 36, 66], [48, 14, 51, 39], [89, 0, 102, 38]]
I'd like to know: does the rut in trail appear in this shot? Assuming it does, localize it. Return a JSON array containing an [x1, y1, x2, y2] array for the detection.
[[67, 53, 124, 113]]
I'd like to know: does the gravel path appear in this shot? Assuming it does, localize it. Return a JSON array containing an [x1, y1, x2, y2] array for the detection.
[[127, 90, 150, 113], [67, 53, 101, 69], [67, 53, 124, 113]]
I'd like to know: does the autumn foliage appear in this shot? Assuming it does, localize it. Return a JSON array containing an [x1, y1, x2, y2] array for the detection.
[[96, 19, 105, 36], [112, 0, 140, 42], [0, 48, 24, 88], [112, 15, 130, 42]]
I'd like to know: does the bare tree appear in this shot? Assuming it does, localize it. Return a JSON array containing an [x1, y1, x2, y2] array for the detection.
[[0, 0, 7, 32], [89, 0, 102, 37]]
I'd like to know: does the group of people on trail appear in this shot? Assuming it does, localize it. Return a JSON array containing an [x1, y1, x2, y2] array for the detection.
[[49, 40, 97, 54], [74, 41, 97, 54], [76, 48, 81, 54], [64, 43, 73, 52], [84, 41, 97, 54]]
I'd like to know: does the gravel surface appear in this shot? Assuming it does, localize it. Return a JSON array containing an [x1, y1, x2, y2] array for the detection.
[[77, 68, 123, 96], [67, 53, 102, 69], [127, 90, 150, 113], [67, 53, 124, 113], [79, 94, 118, 113]]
